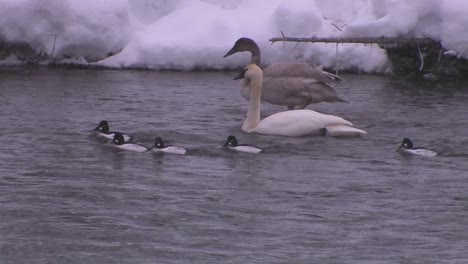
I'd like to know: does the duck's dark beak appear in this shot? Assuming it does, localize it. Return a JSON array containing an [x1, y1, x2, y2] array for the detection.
[[223, 46, 237, 58], [233, 68, 247, 80]]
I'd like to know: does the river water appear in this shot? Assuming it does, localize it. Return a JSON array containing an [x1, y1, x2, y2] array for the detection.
[[1, 66, 468, 264]]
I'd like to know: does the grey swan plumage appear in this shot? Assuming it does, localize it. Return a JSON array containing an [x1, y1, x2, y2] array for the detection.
[[224, 37, 347, 110]]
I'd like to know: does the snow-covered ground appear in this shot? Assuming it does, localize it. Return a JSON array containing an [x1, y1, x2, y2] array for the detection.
[[0, 0, 467, 72]]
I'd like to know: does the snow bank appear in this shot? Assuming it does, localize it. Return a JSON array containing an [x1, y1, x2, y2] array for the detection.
[[0, 0, 467, 71], [0, 0, 133, 60]]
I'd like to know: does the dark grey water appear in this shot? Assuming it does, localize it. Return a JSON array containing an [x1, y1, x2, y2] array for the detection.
[[1, 66, 468, 264]]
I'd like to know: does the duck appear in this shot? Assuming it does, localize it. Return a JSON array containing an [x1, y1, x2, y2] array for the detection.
[[151, 137, 187, 155], [224, 135, 263, 154], [94, 120, 131, 142], [398, 138, 437, 157], [112, 132, 148, 152], [224, 37, 347, 110], [235, 64, 366, 137]]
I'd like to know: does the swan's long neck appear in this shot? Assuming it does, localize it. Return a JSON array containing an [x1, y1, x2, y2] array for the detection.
[[249, 42, 261, 66], [242, 67, 263, 132]]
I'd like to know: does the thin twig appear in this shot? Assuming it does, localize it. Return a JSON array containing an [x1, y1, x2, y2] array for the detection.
[[417, 43, 424, 71], [330, 23, 343, 32], [436, 48, 443, 65], [49, 33, 57, 57], [335, 43, 340, 76]]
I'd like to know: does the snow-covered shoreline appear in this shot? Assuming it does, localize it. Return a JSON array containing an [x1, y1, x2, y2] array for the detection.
[[1, 0, 467, 73]]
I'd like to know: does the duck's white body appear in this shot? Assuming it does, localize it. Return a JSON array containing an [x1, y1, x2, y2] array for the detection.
[[98, 132, 131, 142], [114, 144, 148, 153], [401, 148, 437, 157], [239, 64, 366, 137], [152, 146, 187, 155], [228, 145, 263, 154]]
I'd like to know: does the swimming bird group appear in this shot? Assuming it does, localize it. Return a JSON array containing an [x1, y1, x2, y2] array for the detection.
[[94, 120, 132, 142], [93, 120, 188, 154], [93, 121, 261, 154], [222, 37, 436, 156], [92, 37, 437, 158]]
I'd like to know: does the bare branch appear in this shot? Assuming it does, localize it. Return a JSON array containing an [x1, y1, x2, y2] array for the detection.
[[269, 35, 438, 46]]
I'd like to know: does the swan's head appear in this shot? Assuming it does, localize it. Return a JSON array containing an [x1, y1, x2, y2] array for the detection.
[[233, 64, 263, 81], [400, 138, 413, 149], [223, 37, 258, 57], [113, 132, 125, 145]]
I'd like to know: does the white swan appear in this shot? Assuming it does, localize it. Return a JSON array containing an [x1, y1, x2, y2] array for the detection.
[[236, 64, 366, 137], [224, 37, 347, 110]]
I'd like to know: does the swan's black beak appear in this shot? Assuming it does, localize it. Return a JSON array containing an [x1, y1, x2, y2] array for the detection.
[[223, 46, 237, 58], [233, 68, 247, 80]]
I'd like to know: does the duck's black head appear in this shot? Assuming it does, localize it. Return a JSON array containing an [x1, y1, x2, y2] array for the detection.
[[401, 138, 413, 149], [95, 120, 110, 133], [154, 137, 165, 149], [113, 132, 125, 145], [225, 135, 238, 147]]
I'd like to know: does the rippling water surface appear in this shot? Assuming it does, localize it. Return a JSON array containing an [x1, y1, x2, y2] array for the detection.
[[1, 66, 468, 264]]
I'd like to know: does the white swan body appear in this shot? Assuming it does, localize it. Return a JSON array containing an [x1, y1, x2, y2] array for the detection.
[[237, 64, 366, 137], [250, 110, 363, 137], [224, 38, 346, 109], [319, 124, 368, 137]]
